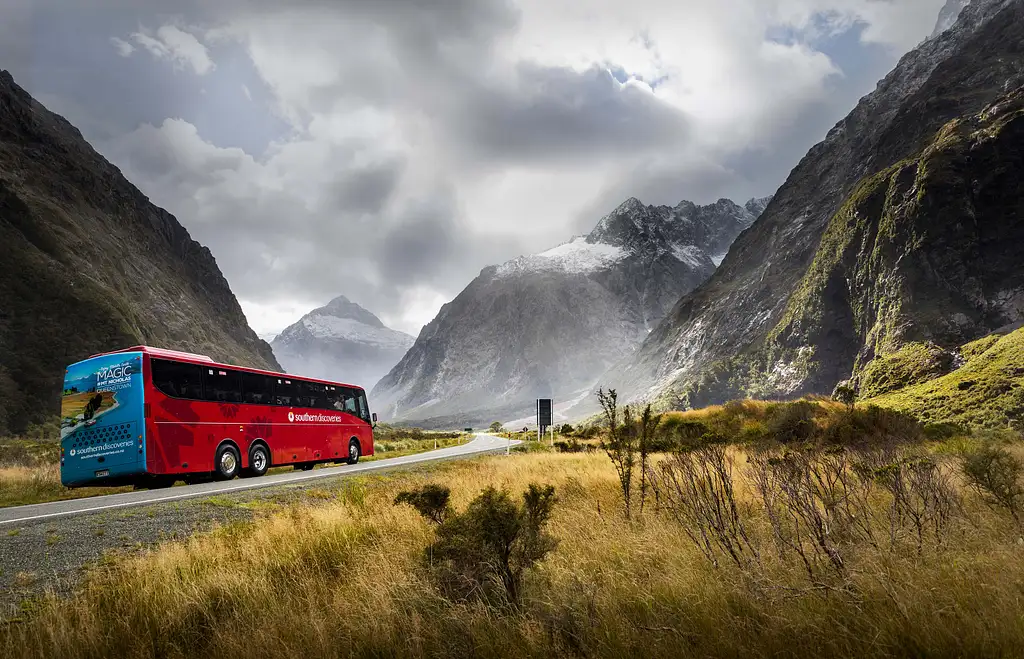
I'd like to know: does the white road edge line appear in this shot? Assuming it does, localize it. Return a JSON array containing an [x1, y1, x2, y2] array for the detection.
[[0, 440, 520, 526]]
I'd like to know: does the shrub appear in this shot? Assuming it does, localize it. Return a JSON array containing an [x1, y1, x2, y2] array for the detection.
[[923, 422, 969, 441], [821, 405, 923, 447], [394, 484, 453, 525], [402, 484, 558, 607], [961, 443, 1024, 523], [553, 439, 592, 453], [670, 420, 711, 451], [765, 401, 821, 444]]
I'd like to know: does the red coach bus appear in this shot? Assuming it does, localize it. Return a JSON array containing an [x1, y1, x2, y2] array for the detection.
[[59, 346, 376, 488]]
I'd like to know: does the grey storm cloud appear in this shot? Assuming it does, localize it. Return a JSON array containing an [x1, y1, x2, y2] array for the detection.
[[0, 0, 948, 334], [443, 63, 691, 166]]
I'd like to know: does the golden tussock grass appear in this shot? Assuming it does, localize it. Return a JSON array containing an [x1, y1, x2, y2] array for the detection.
[[0, 465, 130, 508], [3, 451, 1024, 659]]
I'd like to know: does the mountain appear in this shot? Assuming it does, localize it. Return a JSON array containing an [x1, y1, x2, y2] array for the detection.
[[0, 70, 280, 435], [372, 195, 771, 427], [271, 295, 414, 390], [602, 0, 1024, 417], [933, 0, 972, 36]]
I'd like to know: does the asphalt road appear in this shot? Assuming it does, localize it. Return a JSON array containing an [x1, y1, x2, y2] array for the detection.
[[0, 433, 520, 526]]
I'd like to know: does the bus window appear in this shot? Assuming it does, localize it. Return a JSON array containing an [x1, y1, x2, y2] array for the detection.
[[331, 388, 360, 417], [204, 368, 242, 403], [242, 372, 274, 405], [305, 382, 329, 410], [275, 379, 295, 406], [356, 391, 370, 423], [151, 359, 203, 399]]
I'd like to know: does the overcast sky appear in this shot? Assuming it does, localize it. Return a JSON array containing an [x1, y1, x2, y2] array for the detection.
[[1, 0, 949, 338]]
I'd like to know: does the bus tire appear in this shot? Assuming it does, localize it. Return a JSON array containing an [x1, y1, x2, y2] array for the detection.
[[244, 443, 270, 478], [214, 443, 241, 481], [347, 439, 360, 465]]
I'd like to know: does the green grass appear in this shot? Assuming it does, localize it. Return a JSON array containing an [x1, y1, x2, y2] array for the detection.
[[857, 342, 956, 398], [867, 327, 1024, 430]]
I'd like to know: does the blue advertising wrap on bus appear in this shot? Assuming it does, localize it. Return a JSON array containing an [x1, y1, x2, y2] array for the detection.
[[60, 352, 146, 486]]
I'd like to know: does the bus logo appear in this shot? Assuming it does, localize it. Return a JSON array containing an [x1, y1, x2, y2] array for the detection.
[[70, 449, 77, 456], [288, 411, 294, 422]]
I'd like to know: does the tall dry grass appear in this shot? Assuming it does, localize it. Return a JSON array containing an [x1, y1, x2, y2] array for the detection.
[[0, 457, 131, 508], [3, 450, 1024, 658]]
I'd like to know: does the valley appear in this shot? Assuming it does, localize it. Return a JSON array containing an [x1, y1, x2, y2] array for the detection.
[[1, 0, 1023, 656]]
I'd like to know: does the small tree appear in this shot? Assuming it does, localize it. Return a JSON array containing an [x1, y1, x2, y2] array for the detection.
[[598, 388, 638, 519], [489, 421, 504, 433], [559, 423, 575, 436], [637, 404, 661, 514], [832, 382, 857, 410]]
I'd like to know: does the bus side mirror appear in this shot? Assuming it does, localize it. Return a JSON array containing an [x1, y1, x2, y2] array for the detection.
[[372, 412, 378, 427]]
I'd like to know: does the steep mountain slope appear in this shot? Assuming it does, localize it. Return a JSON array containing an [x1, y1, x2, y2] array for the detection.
[[372, 196, 770, 426], [0, 70, 279, 434], [606, 0, 1024, 415], [271, 295, 414, 390]]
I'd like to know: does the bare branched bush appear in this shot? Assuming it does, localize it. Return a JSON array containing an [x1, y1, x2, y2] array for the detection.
[[748, 449, 853, 580], [649, 443, 759, 569], [852, 446, 961, 551]]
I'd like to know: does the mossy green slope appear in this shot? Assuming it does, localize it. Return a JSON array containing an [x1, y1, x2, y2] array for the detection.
[[867, 327, 1024, 430], [762, 84, 1024, 400]]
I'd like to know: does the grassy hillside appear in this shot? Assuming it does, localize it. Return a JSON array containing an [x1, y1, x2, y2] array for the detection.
[[866, 327, 1024, 430]]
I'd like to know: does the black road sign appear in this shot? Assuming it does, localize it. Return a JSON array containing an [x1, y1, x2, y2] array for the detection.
[[537, 398, 552, 431]]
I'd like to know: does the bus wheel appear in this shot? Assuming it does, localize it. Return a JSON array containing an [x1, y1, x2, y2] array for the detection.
[[214, 444, 241, 481], [347, 440, 361, 465], [244, 444, 270, 478]]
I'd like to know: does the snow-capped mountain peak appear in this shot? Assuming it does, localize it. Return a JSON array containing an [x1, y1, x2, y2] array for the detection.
[[271, 296, 414, 389]]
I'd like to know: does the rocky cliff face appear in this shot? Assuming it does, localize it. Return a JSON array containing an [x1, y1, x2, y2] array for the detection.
[[604, 0, 1024, 414], [0, 70, 280, 434], [271, 296, 414, 390], [372, 196, 770, 427]]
